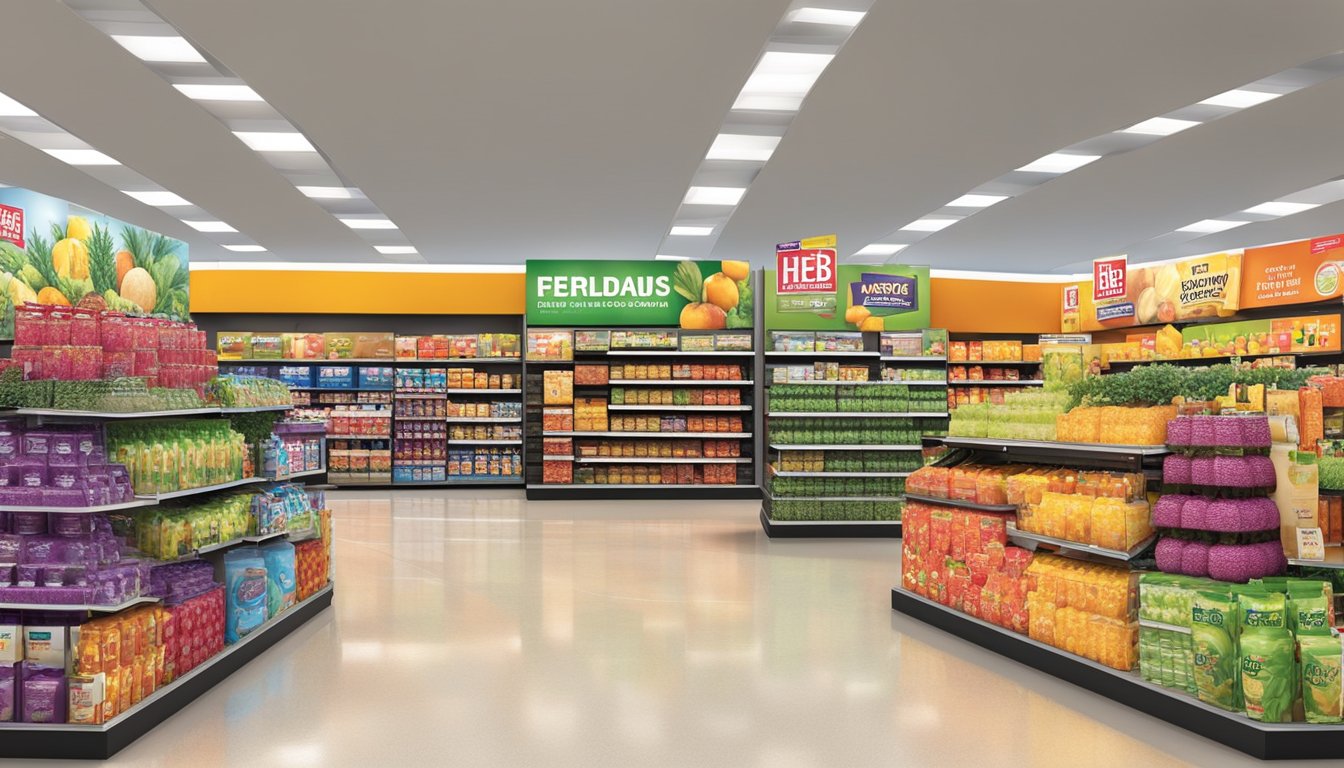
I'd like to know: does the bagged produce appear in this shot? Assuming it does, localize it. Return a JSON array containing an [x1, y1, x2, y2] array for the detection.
[[1301, 635, 1344, 723], [1287, 580, 1333, 637], [1237, 590, 1295, 723], [1191, 590, 1240, 711]]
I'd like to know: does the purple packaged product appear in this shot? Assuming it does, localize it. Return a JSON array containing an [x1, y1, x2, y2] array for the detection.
[[46, 432, 80, 467], [21, 431, 51, 456], [1189, 416, 1217, 447], [21, 665, 66, 724], [11, 513, 45, 536], [15, 459, 45, 488], [1166, 418, 1191, 446], [47, 468, 79, 490], [0, 487, 41, 507], [0, 433, 17, 464], [15, 565, 38, 588], [0, 565, 12, 587], [1162, 454, 1192, 486], [1213, 417, 1241, 448], [40, 567, 65, 588], [1181, 496, 1210, 530], [1190, 456, 1216, 486], [0, 535, 19, 563], [0, 665, 13, 722], [1152, 495, 1186, 527], [1213, 455, 1250, 488], [48, 514, 91, 538], [62, 565, 88, 587], [21, 537, 61, 565]]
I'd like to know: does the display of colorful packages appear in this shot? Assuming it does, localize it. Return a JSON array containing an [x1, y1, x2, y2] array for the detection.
[[1026, 554, 1138, 671]]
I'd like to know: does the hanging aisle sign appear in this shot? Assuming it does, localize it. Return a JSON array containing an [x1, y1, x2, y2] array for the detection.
[[524, 259, 753, 329], [764, 233, 930, 331], [775, 234, 838, 314]]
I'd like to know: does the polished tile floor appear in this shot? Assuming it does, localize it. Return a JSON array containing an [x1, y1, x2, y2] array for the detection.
[[32, 490, 1340, 767]]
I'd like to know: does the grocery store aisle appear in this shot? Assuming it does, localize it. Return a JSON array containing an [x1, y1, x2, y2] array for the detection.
[[31, 490, 1337, 767]]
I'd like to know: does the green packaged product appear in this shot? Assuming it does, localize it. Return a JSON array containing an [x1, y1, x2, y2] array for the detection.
[[1288, 581, 1333, 637], [1237, 590, 1295, 723], [1301, 635, 1344, 724], [1191, 590, 1241, 711]]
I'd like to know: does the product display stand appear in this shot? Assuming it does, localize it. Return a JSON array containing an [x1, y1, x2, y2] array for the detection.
[[760, 331, 947, 537]]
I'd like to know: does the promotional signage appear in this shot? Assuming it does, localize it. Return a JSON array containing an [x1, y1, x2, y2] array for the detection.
[[1067, 252, 1242, 331], [0, 187, 190, 340], [1178, 313, 1339, 358], [1093, 256, 1127, 300], [1240, 236, 1344, 309], [775, 234, 838, 314], [525, 259, 752, 329], [764, 263, 930, 332]]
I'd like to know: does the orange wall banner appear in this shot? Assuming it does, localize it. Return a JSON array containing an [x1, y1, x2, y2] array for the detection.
[[1240, 236, 1344, 308], [1068, 253, 1242, 331]]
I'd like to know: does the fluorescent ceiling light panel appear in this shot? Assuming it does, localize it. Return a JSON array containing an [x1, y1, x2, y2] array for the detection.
[[946, 194, 1008, 208], [233, 131, 316, 152], [223, 244, 266, 252], [788, 8, 866, 27], [683, 186, 746, 205], [182, 220, 237, 233], [375, 246, 418, 255], [901, 217, 958, 232], [122, 190, 191, 206], [854, 244, 907, 256], [297, 186, 356, 199], [1120, 117, 1200, 136], [733, 52, 834, 111], [111, 35, 205, 63], [1176, 219, 1249, 234], [1016, 153, 1101, 174], [339, 218, 397, 230], [669, 226, 713, 236], [705, 133, 780, 162], [1243, 201, 1319, 217], [1199, 89, 1281, 109], [42, 148, 119, 166], [173, 84, 263, 102], [0, 92, 35, 117]]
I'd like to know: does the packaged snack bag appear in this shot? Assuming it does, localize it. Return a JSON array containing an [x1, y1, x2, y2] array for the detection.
[[1191, 590, 1240, 710], [1301, 635, 1344, 723], [1287, 580, 1333, 637], [1237, 590, 1295, 722]]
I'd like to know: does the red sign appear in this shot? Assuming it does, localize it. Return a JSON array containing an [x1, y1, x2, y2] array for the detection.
[[0, 204, 24, 248], [1063, 285, 1079, 311], [1310, 234, 1344, 255], [776, 248, 837, 294], [1093, 256, 1127, 301]]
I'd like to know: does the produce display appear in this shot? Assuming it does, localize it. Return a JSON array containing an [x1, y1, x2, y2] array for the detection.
[[1055, 405, 1175, 445], [768, 383, 946, 413], [770, 418, 930, 446], [769, 498, 902, 521], [105, 421, 247, 495], [948, 390, 1070, 441], [769, 476, 905, 497], [0, 421, 135, 508], [1026, 555, 1138, 670], [13, 308, 213, 390], [775, 450, 918, 472]]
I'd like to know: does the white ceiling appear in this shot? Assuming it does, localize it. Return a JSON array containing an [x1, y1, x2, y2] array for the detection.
[[4, 0, 1344, 272]]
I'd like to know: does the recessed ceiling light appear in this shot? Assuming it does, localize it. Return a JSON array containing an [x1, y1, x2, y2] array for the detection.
[[42, 148, 120, 166], [173, 84, 263, 102], [1016, 153, 1101, 174], [0, 92, 35, 117], [1243, 201, 1320, 217], [705, 133, 781, 162], [296, 186, 357, 199], [223, 244, 266, 252], [339, 218, 397, 230], [683, 186, 746, 205], [669, 226, 713, 236], [901, 217, 958, 232], [1199, 89, 1281, 109], [655, 254, 689, 260], [733, 51, 835, 112], [946, 194, 1008, 208], [182, 220, 237, 233], [111, 35, 206, 63], [375, 246, 418, 255], [1176, 219, 1249, 234], [122, 190, 192, 207], [787, 8, 866, 27], [233, 131, 316, 152], [1120, 117, 1201, 136], [854, 244, 907, 256]]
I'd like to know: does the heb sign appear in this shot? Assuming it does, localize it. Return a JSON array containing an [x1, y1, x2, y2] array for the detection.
[[776, 237, 837, 295], [0, 204, 24, 248], [1063, 285, 1080, 311], [1093, 256, 1126, 301]]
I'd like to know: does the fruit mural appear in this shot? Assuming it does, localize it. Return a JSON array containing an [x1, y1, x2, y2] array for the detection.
[[524, 259, 753, 329], [763, 264, 931, 332], [1072, 253, 1242, 332], [0, 187, 190, 339]]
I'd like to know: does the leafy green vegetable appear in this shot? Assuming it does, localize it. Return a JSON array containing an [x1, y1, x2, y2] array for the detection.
[[726, 276, 753, 329], [1068, 363, 1330, 408]]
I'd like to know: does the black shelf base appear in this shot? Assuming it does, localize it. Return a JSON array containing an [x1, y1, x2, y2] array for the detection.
[[760, 509, 901, 538], [890, 587, 1344, 760], [0, 586, 334, 760], [526, 485, 761, 501]]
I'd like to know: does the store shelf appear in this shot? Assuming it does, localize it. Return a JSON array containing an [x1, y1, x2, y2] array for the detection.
[[760, 509, 901, 539], [328, 434, 391, 440], [902, 380, 950, 386], [134, 476, 270, 502], [576, 456, 751, 464], [939, 437, 1169, 457], [608, 404, 751, 411], [405, 357, 522, 364], [890, 587, 1343, 760], [949, 359, 1040, 366], [767, 411, 949, 418], [771, 470, 912, 478], [444, 388, 522, 394], [770, 444, 922, 451], [1288, 557, 1344, 569], [765, 350, 876, 358], [527, 483, 761, 501], [902, 492, 1017, 512], [1005, 525, 1156, 562], [947, 380, 1045, 386], [764, 490, 903, 501], [768, 380, 923, 386], [393, 392, 447, 398], [444, 416, 522, 422], [0, 498, 155, 514], [880, 356, 948, 362], [176, 528, 317, 559], [9, 405, 288, 419], [603, 350, 754, 357], [393, 415, 445, 421], [1139, 618, 1191, 635], [0, 585, 334, 759], [217, 404, 294, 414], [447, 439, 522, 445], [222, 357, 396, 363], [271, 467, 327, 481], [289, 387, 393, 393], [0, 595, 160, 613], [540, 455, 575, 461], [544, 431, 752, 438], [608, 379, 754, 386]]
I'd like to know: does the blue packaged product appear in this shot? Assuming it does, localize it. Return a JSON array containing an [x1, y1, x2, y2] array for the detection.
[[223, 549, 268, 643], [259, 542, 297, 618]]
